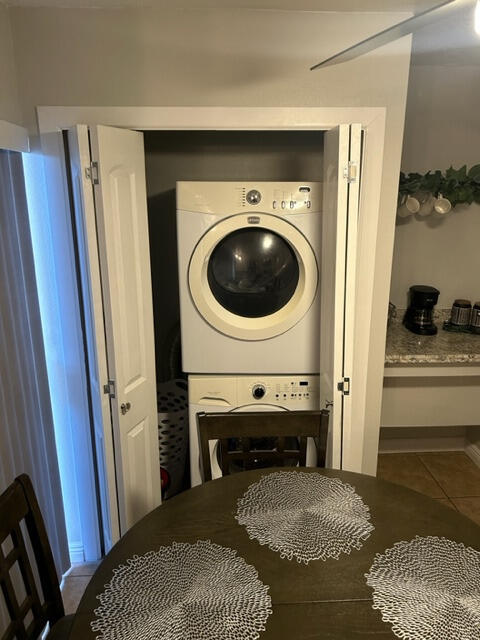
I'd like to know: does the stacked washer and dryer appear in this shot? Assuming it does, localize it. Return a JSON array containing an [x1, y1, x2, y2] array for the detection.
[[176, 182, 323, 486]]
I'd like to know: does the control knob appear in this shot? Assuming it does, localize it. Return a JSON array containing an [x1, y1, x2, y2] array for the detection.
[[252, 384, 266, 400], [246, 189, 262, 205]]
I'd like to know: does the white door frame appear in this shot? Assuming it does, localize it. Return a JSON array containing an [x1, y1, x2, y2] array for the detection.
[[0, 120, 29, 152], [37, 106, 386, 546]]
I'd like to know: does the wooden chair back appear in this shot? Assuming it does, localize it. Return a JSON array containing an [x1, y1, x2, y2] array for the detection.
[[0, 474, 65, 640], [197, 409, 329, 482]]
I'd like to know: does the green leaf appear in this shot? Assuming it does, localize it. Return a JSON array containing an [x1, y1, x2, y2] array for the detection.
[[455, 185, 474, 203], [398, 165, 480, 207], [468, 164, 480, 183], [422, 172, 441, 193], [445, 166, 456, 180], [445, 165, 467, 185]]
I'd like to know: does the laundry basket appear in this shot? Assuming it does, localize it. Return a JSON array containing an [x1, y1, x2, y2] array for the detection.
[[157, 378, 188, 499]]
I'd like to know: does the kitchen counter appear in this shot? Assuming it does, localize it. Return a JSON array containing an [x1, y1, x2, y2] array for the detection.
[[385, 310, 480, 365]]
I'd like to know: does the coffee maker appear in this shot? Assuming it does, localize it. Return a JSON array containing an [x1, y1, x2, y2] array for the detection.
[[403, 285, 440, 335]]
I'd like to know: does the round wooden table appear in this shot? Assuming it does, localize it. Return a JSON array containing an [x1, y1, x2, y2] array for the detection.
[[69, 468, 480, 639]]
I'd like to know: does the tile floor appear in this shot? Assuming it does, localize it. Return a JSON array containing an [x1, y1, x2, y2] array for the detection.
[[61, 451, 480, 614], [62, 562, 99, 615], [377, 451, 480, 526]]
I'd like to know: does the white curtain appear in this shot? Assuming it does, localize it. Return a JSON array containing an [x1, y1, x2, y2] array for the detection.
[[0, 149, 69, 576]]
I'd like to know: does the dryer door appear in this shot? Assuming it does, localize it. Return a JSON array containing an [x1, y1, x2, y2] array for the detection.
[[189, 213, 318, 340]]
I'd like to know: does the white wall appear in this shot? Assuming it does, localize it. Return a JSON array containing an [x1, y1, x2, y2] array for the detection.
[[0, 5, 20, 124], [391, 7, 480, 310], [383, 9, 480, 456], [9, 7, 411, 134], [8, 6, 412, 474]]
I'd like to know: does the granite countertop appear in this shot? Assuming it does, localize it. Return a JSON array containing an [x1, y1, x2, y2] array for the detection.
[[385, 309, 480, 365]]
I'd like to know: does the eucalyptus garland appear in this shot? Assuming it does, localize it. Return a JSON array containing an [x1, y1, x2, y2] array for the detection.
[[399, 165, 480, 207]]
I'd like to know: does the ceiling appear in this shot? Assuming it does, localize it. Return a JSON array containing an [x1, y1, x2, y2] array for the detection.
[[412, 2, 480, 63], [0, 0, 439, 11]]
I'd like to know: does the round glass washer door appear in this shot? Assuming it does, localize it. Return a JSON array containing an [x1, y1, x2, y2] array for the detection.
[[188, 213, 318, 340], [210, 404, 288, 479]]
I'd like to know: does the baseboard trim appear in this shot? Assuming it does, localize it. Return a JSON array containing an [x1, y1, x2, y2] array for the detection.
[[378, 426, 480, 465], [465, 442, 480, 469], [379, 439, 466, 453], [379, 426, 467, 453], [68, 543, 84, 565]]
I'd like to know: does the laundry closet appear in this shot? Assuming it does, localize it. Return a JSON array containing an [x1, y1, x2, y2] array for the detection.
[[63, 117, 366, 552], [142, 130, 328, 489]]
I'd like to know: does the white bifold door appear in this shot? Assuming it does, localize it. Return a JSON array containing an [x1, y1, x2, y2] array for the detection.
[[320, 124, 361, 470], [68, 125, 160, 547], [67, 122, 360, 547]]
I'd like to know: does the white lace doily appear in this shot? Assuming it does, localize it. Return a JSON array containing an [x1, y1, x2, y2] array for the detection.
[[90, 540, 272, 640], [235, 471, 374, 564], [365, 536, 480, 640]]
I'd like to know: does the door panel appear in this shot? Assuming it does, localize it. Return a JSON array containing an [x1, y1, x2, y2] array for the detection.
[[108, 170, 146, 389], [89, 125, 160, 534], [320, 124, 360, 470], [320, 125, 349, 469], [67, 124, 120, 550], [341, 124, 362, 472], [126, 418, 152, 525]]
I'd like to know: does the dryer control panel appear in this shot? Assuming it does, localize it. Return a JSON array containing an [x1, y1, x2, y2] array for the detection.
[[240, 183, 321, 213], [177, 181, 322, 215]]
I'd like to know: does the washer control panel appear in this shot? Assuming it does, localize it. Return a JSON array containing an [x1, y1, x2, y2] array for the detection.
[[247, 375, 319, 406], [189, 374, 320, 409]]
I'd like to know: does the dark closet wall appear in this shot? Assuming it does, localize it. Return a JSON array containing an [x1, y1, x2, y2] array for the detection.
[[143, 130, 324, 381]]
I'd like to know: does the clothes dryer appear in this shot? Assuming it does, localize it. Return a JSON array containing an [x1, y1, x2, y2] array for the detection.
[[188, 374, 320, 486], [177, 182, 321, 374]]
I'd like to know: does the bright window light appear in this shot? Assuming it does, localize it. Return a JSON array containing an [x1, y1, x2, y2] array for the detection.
[[476, 0, 480, 36], [22, 152, 82, 562]]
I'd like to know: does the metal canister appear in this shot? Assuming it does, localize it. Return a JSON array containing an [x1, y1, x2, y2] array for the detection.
[[450, 299, 472, 326], [470, 302, 480, 334]]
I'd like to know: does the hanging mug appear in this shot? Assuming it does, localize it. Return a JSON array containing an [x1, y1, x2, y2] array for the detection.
[[397, 195, 420, 218], [433, 194, 452, 214], [416, 192, 435, 217]]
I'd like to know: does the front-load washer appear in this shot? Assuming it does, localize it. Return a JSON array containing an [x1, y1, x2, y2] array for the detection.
[[188, 374, 320, 486], [177, 182, 321, 374]]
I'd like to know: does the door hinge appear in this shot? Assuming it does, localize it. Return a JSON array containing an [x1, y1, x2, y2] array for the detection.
[[103, 379, 116, 399], [337, 377, 350, 396], [85, 161, 99, 185], [343, 161, 358, 184]]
